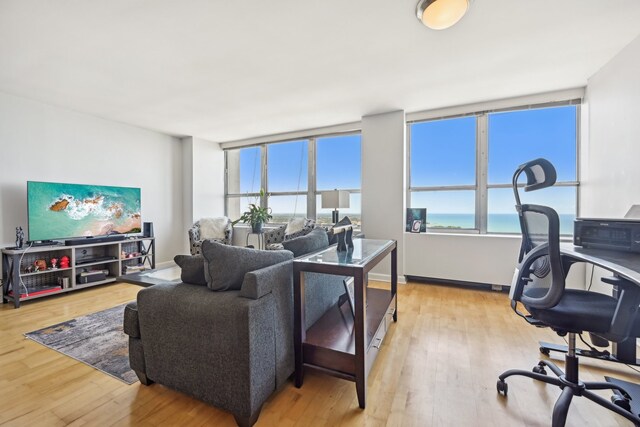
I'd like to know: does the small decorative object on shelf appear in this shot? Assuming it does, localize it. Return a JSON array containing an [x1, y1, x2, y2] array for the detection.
[[50, 257, 58, 269], [34, 259, 47, 271], [15, 226, 24, 249], [406, 208, 427, 233], [59, 255, 70, 269]]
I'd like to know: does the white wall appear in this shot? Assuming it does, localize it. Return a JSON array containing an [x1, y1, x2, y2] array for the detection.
[[580, 34, 640, 294], [0, 91, 183, 265], [361, 111, 406, 282], [181, 136, 225, 237], [582, 34, 640, 218]]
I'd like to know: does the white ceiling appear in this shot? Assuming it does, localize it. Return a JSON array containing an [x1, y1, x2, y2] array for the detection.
[[1, 0, 640, 143]]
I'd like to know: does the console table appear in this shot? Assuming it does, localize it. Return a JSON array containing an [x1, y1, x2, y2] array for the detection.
[[293, 238, 397, 409]]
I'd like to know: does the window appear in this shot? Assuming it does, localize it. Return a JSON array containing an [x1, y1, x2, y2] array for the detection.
[[267, 140, 308, 222], [316, 135, 361, 227], [225, 133, 361, 226], [409, 103, 579, 234]]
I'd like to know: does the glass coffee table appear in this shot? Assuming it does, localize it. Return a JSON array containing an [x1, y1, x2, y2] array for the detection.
[[293, 238, 398, 409]]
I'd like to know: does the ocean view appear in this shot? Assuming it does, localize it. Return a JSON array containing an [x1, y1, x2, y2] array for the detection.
[[270, 213, 574, 235]]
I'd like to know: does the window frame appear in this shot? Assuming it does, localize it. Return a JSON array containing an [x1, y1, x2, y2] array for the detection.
[[407, 100, 581, 235], [224, 131, 362, 225]]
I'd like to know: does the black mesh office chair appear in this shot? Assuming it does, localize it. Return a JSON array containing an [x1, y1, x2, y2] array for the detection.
[[497, 158, 640, 426]]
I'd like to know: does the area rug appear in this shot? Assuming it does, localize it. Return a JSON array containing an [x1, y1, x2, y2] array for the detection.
[[25, 303, 138, 384]]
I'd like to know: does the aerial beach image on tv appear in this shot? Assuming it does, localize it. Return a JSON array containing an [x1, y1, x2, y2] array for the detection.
[[28, 182, 141, 241]]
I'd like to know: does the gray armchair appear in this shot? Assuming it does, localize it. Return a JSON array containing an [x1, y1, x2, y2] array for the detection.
[[124, 237, 346, 426], [125, 259, 294, 426], [188, 217, 233, 255]]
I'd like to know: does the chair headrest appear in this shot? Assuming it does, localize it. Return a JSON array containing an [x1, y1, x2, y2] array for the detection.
[[515, 158, 557, 192]]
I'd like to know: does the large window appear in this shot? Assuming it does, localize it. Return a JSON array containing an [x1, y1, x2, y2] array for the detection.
[[409, 103, 579, 234], [225, 133, 361, 226]]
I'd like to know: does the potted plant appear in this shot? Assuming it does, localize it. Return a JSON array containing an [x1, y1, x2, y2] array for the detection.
[[232, 190, 272, 233]]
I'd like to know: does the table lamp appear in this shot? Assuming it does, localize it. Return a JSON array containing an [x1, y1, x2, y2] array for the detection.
[[321, 190, 350, 223]]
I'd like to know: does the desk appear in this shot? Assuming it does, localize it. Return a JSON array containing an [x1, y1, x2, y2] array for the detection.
[[538, 243, 640, 365], [293, 239, 397, 409]]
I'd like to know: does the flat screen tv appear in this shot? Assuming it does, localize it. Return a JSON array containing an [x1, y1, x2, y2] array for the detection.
[[27, 181, 141, 242]]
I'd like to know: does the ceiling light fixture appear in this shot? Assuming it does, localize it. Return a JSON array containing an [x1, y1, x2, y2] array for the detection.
[[416, 0, 470, 30]]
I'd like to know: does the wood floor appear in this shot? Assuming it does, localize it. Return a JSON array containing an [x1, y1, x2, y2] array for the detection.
[[1, 281, 639, 426]]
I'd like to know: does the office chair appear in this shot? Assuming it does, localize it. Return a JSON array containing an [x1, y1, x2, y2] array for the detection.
[[497, 158, 640, 426]]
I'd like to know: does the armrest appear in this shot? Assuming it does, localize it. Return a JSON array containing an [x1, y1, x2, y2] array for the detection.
[[240, 259, 293, 300], [123, 301, 140, 338]]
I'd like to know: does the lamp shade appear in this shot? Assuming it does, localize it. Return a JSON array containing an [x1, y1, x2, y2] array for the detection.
[[321, 190, 350, 209], [416, 0, 469, 30]]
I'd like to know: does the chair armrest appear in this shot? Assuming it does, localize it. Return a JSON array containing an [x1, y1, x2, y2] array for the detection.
[[240, 259, 293, 300], [123, 301, 140, 338]]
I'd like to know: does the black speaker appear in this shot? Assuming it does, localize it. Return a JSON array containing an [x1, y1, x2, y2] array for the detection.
[[143, 222, 154, 238]]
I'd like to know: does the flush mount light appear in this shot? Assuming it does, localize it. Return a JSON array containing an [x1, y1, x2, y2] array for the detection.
[[416, 0, 470, 30]]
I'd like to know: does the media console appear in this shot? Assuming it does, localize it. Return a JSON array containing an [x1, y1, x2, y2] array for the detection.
[[2, 237, 155, 308]]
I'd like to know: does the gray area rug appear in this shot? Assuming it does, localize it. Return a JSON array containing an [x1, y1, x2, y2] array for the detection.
[[25, 304, 137, 384]]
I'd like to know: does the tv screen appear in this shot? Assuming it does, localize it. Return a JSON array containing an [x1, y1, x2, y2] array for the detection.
[[28, 181, 141, 241]]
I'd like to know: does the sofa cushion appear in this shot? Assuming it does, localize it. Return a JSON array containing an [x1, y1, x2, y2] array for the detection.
[[174, 254, 207, 285], [199, 217, 228, 240], [282, 228, 329, 257], [201, 240, 293, 291]]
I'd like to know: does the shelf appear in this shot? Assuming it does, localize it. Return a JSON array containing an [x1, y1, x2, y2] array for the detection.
[[75, 259, 118, 268], [3, 237, 155, 308], [73, 277, 117, 290], [304, 288, 393, 355], [19, 267, 73, 277]]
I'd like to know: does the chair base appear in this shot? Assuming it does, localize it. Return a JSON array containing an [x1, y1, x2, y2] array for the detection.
[[539, 340, 640, 366], [497, 356, 640, 426]]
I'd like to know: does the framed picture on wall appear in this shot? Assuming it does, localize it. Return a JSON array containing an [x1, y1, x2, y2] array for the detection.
[[406, 208, 427, 232]]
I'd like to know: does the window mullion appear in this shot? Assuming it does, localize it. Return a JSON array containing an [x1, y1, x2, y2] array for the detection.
[[261, 145, 268, 209], [308, 138, 316, 219], [477, 114, 488, 233]]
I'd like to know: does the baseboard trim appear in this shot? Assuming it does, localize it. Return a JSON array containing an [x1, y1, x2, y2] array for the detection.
[[405, 275, 510, 292], [368, 273, 407, 284], [155, 260, 176, 270]]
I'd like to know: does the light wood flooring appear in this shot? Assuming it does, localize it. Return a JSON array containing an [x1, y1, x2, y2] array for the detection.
[[1, 281, 639, 426]]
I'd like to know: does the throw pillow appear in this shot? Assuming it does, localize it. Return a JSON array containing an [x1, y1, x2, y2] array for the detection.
[[285, 217, 307, 236], [282, 228, 329, 257], [201, 240, 293, 291], [199, 217, 228, 240], [174, 254, 207, 285]]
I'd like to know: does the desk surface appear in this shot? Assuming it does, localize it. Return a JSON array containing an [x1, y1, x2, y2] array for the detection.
[[560, 243, 640, 285]]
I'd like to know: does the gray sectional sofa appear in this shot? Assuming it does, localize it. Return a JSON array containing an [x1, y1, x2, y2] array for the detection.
[[124, 231, 344, 426]]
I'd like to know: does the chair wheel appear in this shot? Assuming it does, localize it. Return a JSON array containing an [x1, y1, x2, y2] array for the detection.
[[612, 394, 631, 412], [497, 380, 508, 396], [540, 347, 550, 356], [532, 365, 547, 375]]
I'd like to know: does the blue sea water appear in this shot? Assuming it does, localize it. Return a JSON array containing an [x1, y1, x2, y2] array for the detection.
[[427, 213, 575, 235], [28, 182, 141, 241]]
